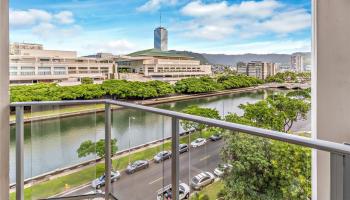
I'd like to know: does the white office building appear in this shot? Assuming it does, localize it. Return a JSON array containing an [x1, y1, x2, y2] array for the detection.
[[9, 43, 115, 84]]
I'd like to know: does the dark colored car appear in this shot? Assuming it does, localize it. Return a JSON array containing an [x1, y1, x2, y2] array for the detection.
[[154, 151, 172, 163], [126, 160, 149, 174], [210, 134, 222, 141], [179, 144, 189, 154]]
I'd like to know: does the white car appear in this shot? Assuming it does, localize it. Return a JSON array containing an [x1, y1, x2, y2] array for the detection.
[[190, 138, 207, 148], [91, 171, 121, 189], [156, 183, 190, 200], [214, 163, 233, 177], [191, 172, 215, 190]]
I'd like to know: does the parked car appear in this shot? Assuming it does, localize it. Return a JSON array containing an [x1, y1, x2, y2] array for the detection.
[[209, 134, 222, 141], [213, 163, 233, 177], [179, 144, 189, 154], [191, 172, 215, 190], [154, 151, 172, 163], [91, 171, 121, 189], [156, 183, 190, 200], [190, 138, 207, 148], [126, 160, 149, 174]]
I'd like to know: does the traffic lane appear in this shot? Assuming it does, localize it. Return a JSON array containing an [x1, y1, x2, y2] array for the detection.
[[60, 139, 224, 199], [112, 140, 223, 200]]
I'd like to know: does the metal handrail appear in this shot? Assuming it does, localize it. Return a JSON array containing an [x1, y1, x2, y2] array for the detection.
[[10, 99, 350, 200], [10, 99, 350, 155]]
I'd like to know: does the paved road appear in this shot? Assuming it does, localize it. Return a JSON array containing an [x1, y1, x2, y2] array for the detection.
[[61, 140, 223, 200]]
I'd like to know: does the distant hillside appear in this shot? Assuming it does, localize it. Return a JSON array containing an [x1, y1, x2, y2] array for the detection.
[[169, 51, 311, 66], [202, 53, 292, 65], [170, 50, 210, 65]]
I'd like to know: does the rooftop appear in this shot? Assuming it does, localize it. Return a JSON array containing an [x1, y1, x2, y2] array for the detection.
[[128, 48, 193, 59]]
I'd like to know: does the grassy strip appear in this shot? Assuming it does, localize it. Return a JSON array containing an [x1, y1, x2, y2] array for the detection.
[[10, 131, 213, 199], [191, 181, 224, 200], [9, 104, 105, 122]]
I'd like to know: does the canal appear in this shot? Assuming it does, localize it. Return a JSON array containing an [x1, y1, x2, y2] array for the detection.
[[9, 88, 310, 183]]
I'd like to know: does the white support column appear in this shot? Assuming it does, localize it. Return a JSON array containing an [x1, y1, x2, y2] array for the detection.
[[0, 0, 9, 199], [313, 0, 350, 199]]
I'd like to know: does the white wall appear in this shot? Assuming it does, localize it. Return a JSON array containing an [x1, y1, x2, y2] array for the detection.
[[313, 0, 350, 199], [0, 0, 9, 199]]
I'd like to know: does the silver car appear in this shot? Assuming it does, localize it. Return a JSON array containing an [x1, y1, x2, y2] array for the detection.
[[214, 163, 233, 177], [91, 171, 121, 189], [154, 151, 172, 163], [156, 183, 190, 200], [191, 172, 215, 190], [126, 160, 149, 174]]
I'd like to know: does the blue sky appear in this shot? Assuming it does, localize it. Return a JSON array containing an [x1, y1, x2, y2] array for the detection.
[[9, 0, 311, 56]]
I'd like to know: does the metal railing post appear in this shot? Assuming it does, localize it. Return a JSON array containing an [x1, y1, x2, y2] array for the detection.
[[330, 153, 350, 200], [105, 103, 112, 200], [16, 106, 24, 200], [171, 117, 180, 200]]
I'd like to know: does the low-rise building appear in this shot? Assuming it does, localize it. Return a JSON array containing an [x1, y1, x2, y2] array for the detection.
[[116, 48, 212, 82], [9, 43, 115, 84], [237, 61, 277, 79]]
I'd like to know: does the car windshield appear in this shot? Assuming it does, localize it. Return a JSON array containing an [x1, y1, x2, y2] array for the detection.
[[192, 177, 199, 184], [195, 139, 202, 143], [158, 152, 166, 156], [99, 175, 105, 181], [179, 185, 184, 192], [131, 161, 140, 167]]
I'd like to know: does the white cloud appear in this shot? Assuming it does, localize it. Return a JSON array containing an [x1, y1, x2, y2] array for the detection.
[[137, 0, 177, 12], [178, 0, 311, 40], [54, 11, 75, 24], [10, 9, 52, 28], [9, 8, 80, 40], [84, 39, 137, 54], [260, 9, 311, 34], [32, 23, 82, 39]]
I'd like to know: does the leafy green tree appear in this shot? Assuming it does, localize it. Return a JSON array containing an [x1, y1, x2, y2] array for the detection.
[[181, 105, 221, 132], [77, 139, 118, 158], [174, 76, 219, 94], [221, 94, 311, 200], [286, 88, 311, 99], [81, 77, 94, 84], [266, 72, 298, 83], [236, 94, 310, 132]]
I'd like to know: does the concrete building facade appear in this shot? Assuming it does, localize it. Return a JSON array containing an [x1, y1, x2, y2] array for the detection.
[[237, 61, 277, 79], [154, 27, 168, 51], [291, 54, 304, 72], [9, 43, 115, 84], [117, 49, 212, 82]]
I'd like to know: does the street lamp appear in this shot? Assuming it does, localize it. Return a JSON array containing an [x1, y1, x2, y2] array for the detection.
[[128, 116, 136, 164]]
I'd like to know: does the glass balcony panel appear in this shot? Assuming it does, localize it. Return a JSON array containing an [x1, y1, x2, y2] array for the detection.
[[27, 104, 100, 199], [111, 108, 170, 200]]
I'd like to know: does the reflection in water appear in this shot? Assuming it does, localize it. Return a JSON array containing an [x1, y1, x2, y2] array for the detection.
[[9, 89, 297, 183]]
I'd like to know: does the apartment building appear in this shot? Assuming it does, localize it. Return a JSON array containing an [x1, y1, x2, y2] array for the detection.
[[9, 43, 115, 84], [116, 48, 212, 82], [237, 61, 277, 79]]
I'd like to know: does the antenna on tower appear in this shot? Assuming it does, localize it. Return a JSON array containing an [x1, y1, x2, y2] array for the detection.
[[159, 11, 162, 27]]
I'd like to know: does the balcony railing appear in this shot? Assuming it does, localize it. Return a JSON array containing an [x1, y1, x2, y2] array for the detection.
[[10, 99, 350, 200]]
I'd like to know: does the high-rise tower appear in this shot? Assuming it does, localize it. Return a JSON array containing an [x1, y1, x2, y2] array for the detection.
[[154, 27, 168, 51]]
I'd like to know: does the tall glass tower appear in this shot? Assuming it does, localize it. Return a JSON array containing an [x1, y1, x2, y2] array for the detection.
[[154, 27, 168, 51]]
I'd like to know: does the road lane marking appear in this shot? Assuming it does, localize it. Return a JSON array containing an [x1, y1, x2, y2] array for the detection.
[[200, 155, 210, 161], [149, 177, 163, 185]]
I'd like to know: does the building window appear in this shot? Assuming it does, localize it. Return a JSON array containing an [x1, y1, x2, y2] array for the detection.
[[20, 66, 35, 76], [38, 67, 51, 75], [53, 67, 66, 75]]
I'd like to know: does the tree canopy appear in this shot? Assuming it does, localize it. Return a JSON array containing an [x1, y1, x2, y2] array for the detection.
[[180, 105, 221, 132], [77, 138, 118, 158], [221, 93, 311, 200], [10, 75, 264, 102]]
